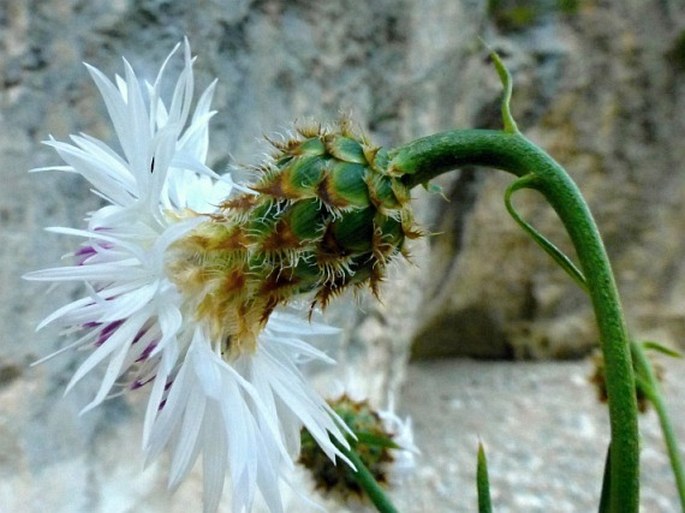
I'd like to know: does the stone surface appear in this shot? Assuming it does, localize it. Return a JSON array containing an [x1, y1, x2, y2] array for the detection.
[[2, 0, 685, 512], [411, 0, 685, 359], [393, 357, 685, 513]]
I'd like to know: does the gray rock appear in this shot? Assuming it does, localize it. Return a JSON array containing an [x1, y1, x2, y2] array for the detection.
[[412, 0, 685, 359], [2, 0, 685, 511]]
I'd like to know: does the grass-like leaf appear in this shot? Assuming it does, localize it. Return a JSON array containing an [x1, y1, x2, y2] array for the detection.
[[477, 442, 493, 513], [642, 340, 683, 359], [355, 431, 402, 449], [598, 444, 612, 513], [504, 175, 588, 292]]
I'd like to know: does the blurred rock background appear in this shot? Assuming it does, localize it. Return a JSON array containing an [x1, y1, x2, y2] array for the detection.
[[2, 0, 685, 511]]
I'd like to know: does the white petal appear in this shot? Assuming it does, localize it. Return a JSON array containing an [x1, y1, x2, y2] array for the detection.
[[121, 58, 152, 177], [142, 347, 177, 448], [66, 312, 147, 397], [267, 311, 341, 336], [169, 384, 206, 488], [145, 360, 193, 462], [31, 329, 98, 366], [85, 63, 131, 153], [153, 303, 182, 353], [191, 341, 223, 400], [32, 295, 97, 331], [24, 261, 146, 282], [149, 42, 181, 130], [201, 403, 228, 513], [98, 282, 159, 322]]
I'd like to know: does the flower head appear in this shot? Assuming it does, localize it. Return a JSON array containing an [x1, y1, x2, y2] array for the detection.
[[25, 40, 351, 513], [299, 392, 417, 503]]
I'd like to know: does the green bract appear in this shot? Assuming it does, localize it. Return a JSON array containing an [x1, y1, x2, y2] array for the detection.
[[225, 121, 419, 307]]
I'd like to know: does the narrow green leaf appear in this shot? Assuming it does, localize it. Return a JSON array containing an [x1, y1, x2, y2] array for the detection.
[[505, 175, 588, 292], [336, 440, 400, 513], [481, 40, 519, 134], [633, 373, 655, 401], [477, 442, 493, 513], [598, 444, 612, 513], [355, 431, 402, 449], [631, 340, 685, 511], [642, 340, 683, 359]]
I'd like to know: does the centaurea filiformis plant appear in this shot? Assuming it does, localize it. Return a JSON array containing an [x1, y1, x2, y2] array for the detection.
[[25, 38, 685, 513]]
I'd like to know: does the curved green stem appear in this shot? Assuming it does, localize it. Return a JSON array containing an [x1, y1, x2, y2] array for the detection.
[[632, 341, 685, 512], [390, 129, 640, 513], [337, 443, 400, 513]]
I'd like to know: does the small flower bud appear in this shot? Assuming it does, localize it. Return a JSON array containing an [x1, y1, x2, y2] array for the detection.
[[299, 394, 417, 503]]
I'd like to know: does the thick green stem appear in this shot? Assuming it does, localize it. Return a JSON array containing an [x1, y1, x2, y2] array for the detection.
[[390, 129, 640, 513], [632, 341, 685, 512], [338, 443, 400, 513]]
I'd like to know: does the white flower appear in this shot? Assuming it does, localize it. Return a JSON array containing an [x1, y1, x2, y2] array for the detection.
[[25, 39, 220, 411], [25, 40, 350, 513]]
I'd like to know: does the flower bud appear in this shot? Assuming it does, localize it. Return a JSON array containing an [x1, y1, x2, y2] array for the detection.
[[298, 394, 416, 502]]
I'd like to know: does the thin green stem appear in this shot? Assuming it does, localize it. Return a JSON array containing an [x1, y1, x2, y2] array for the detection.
[[632, 341, 685, 512], [390, 129, 640, 513], [338, 443, 400, 513]]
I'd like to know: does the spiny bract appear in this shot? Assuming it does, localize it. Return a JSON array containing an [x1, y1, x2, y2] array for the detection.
[[167, 120, 421, 357]]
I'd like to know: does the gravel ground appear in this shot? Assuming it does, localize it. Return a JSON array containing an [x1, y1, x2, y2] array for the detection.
[[388, 358, 685, 513]]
